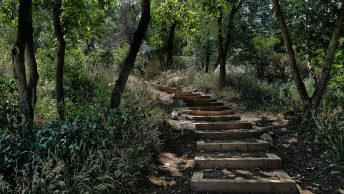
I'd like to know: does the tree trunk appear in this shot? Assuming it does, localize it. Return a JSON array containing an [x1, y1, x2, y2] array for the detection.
[[26, 0, 39, 120], [219, 0, 243, 87], [213, 8, 223, 69], [166, 21, 176, 67], [53, 1, 66, 120], [12, 0, 32, 134], [272, 0, 344, 109], [109, 0, 151, 110], [205, 44, 210, 73], [272, 0, 311, 107]]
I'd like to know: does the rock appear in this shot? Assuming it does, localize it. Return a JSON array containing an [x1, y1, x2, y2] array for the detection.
[[260, 133, 273, 144], [338, 188, 344, 194], [281, 128, 288, 132], [330, 170, 340, 175], [300, 190, 314, 194], [167, 76, 184, 86], [282, 144, 290, 148], [171, 111, 179, 120], [288, 137, 298, 144]]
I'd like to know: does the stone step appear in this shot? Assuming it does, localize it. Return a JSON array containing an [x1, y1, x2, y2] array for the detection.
[[197, 139, 269, 151], [195, 152, 282, 169], [173, 95, 212, 100], [195, 122, 253, 130], [196, 129, 262, 139], [186, 110, 236, 116], [173, 93, 201, 97], [168, 91, 195, 95], [155, 86, 181, 92], [188, 106, 230, 111], [188, 115, 241, 122], [191, 169, 298, 193], [182, 98, 217, 103], [185, 102, 224, 107]]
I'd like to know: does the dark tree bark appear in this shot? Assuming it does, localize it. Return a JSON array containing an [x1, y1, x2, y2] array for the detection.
[[205, 44, 210, 73], [272, 0, 344, 109], [109, 0, 151, 110], [26, 0, 39, 119], [166, 21, 177, 67], [219, 0, 243, 87], [213, 8, 223, 69], [272, 0, 311, 107], [12, 0, 32, 134], [53, 0, 66, 120]]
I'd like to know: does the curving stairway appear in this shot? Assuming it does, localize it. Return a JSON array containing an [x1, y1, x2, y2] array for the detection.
[[154, 85, 299, 194]]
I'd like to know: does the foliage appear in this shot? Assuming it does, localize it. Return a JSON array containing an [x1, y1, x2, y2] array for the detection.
[[0, 78, 166, 193], [64, 64, 96, 103], [315, 103, 344, 161]]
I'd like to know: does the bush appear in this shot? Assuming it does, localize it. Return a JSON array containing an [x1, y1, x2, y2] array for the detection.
[[64, 64, 96, 103], [225, 72, 300, 112], [0, 79, 166, 193], [315, 100, 344, 161]]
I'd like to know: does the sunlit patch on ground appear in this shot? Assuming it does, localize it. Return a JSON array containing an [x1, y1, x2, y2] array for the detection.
[[149, 176, 176, 186], [159, 152, 194, 177]]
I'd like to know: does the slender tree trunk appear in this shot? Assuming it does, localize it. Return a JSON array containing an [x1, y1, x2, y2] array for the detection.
[[26, 0, 39, 120], [219, 0, 243, 87], [272, 0, 311, 107], [12, 0, 32, 134], [272, 0, 344, 109], [109, 0, 151, 110], [166, 21, 176, 67], [303, 0, 317, 89], [205, 45, 210, 73], [213, 8, 223, 69], [53, 1, 66, 120]]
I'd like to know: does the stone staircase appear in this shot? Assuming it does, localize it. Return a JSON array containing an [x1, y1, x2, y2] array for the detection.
[[154, 85, 299, 194]]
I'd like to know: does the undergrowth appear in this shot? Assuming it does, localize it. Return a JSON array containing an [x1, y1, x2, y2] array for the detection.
[[0, 76, 167, 193]]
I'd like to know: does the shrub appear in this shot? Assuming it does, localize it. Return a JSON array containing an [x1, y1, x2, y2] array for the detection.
[[64, 64, 96, 103], [0, 79, 166, 193], [315, 100, 344, 161], [225, 72, 300, 112], [36, 116, 112, 161]]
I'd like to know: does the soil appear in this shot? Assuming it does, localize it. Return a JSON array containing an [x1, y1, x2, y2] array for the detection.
[[144, 88, 344, 194]]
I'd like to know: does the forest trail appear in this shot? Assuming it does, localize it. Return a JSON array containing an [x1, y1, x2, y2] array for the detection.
[[152, 85, 299, 194]]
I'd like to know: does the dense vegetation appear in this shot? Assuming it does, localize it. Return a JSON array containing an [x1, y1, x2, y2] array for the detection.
[[0, 0, 343, 193]]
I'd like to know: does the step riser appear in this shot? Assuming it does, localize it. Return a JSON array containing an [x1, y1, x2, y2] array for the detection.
[[197, 143, 269, 152], [191, 171, 298, 194], [195, 158, 282, 169], [186, 102, 224, 107], [188, 106, 230, 111], [173, 96, 211, 100], [191, 116, 241, 122], [155, 87, 181, 92], [174, 94, 200, 97], [196, 131, 262, 139], [188, 110, 236, 116], [183, 99, 217, 103], [172, 91, 195, 95], [191, 180, 297, 193], [195, 123, 253, 130]]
